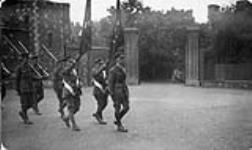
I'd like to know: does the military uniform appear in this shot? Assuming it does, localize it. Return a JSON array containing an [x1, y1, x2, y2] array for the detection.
[[62, 67, 82, 114], [32, 62, 45, 115], [52, 62, 65, 117], [16, 56, 37, 124], [108, 57, 129, 132], [61, 59, 82, 131], [91, 59, 109, 124]]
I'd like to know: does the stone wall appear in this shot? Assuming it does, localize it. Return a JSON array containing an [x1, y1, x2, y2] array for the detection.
[[1, 0, 70, 72], [215, 63, 252, 81]]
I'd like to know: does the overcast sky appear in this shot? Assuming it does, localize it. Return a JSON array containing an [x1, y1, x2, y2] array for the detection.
[[52, 0, 240, 23], [1, 0, 250, 23]]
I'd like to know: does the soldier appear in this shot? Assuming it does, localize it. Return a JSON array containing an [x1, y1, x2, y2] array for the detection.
[[61, 58, 82, 131], [108, 54, 130, 132], [30, 55, 46, 115], [16, 53, 37, 124], [52, 58, 67, 118], [91, 58, 109, 125]]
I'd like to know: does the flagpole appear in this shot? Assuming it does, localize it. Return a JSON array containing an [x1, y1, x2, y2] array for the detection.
[[79, 0, 92, 85]]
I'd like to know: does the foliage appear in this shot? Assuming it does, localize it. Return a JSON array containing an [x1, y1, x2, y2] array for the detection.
[[90, 0, 195, 80], [212, 0, 252, 63]]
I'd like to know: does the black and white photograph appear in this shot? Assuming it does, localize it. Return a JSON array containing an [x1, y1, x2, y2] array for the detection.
[[0, 0, 252, 149]]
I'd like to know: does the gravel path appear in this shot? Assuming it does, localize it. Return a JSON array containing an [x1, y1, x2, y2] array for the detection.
[[2, 83, 252, 150]]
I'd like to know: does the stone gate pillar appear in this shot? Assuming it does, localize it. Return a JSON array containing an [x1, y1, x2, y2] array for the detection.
[[124, 28, 139, 85], [185, 25, 200, 86]]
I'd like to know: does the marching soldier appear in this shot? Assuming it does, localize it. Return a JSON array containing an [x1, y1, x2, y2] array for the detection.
[[108, 54, 130, 132], [16, 53, 37, 124], [30, 55, 46, 115], [91, 58, 109, 125], [52, 59, 66, 118], [61, 57, 82, 131]]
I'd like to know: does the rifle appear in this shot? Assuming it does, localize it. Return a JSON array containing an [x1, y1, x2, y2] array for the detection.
[[1, 62, 11, 75], [3, 35, 43, 79], [18, 41, 50, 78], [41, 44, 58, 62]]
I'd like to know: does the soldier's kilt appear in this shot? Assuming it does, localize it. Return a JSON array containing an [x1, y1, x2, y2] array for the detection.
[[20, 92, 35, 110], [93, 87, 108, 101], [111, 85, 129, 107], [62, 88, 81, 114]]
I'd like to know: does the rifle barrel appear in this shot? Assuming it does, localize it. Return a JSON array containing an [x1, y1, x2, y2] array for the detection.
[[42, 44, 58, 62], [18, 41, 29, 53], [3, 35, 22, 55]]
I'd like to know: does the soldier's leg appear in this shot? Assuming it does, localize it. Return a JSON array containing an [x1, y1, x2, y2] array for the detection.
[[33, 90, 42, 115], [113, 90, 128, 132], [113, 99, 122, 126], [37, 87, 44, 103], [119, 101, 129, 121], [68, 97, 80, 131], [36, 87, 44, 114], [56, 88, 66, 118], [119, 92, 130, 121], [19, 94, 33, 125], [99, 92, 108, 120], [92, 89, 106, 124], [94, 89, 105, 117]]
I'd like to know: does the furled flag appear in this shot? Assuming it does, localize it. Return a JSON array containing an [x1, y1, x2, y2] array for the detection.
[[79, 0, 92, 56], [109, 0, 124, 65]]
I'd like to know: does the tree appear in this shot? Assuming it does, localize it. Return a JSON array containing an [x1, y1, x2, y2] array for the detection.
[[212, 0, 252, 63]]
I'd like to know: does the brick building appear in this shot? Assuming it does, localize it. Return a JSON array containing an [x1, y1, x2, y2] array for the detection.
[[1, 0, 70, 72]]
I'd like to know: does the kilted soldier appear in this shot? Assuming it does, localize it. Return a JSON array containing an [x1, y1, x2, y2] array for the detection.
[[30, 55, 46, 115], [16, 53, 37, 124], [52, 59, 66, 118], [108, 54, 130, 132], [61, 58, 82, 131], [91, 58, 109, 125]]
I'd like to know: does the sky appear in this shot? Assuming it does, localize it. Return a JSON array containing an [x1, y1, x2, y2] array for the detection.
[[1, 0, 250, 23], [52, 0, 238, 23]]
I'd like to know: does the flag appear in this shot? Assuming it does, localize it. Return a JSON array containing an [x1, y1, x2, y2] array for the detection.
[[109, 0, 124, 65], [79, 0, 92, 55]]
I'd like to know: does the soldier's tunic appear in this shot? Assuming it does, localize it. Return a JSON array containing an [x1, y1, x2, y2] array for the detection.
[[16, 62, 36, 111], [62, 68, 82, 114], [91, 65, 108, 118], [108, 64, 129, 122]]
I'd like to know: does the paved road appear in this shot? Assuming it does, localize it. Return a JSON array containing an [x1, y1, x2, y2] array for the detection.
[[2, 84, 252, 150]]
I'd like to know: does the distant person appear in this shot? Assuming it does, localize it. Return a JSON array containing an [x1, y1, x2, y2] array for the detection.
[[172, 68, 184, 82], [108, 54, 130, 132], [91, 58, 109, 125]]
